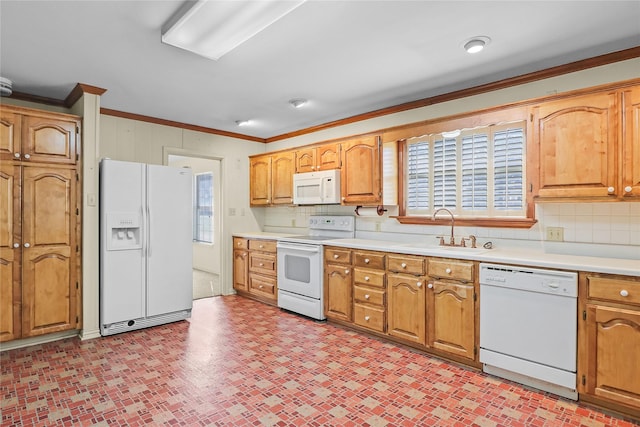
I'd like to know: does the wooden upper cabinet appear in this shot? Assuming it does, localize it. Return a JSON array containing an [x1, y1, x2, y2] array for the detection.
[[340, 136, 381, 205], [0, 109, 21, 162], [21, 165, 78, 337], [249, 155, 272, 206], [0, 106, 78, 164], [622, 85, 640, 199], [532, 91, 618, 199], [295, 143, 341, 173], [271, 151, 295, 205]]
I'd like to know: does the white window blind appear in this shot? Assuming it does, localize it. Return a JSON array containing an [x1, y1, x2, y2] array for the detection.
[[405, 122, 526, 218]]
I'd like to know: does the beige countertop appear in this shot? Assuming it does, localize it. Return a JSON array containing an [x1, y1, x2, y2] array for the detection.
[[233, 233, 640, 277]]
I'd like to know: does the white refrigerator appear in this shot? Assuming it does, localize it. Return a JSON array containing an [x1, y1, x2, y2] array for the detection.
[[99, 159, 193, 336]]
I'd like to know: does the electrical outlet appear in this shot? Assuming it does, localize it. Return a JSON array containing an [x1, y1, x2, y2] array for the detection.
[[229, 208, 236, 216], [546, 226, 564, 241]]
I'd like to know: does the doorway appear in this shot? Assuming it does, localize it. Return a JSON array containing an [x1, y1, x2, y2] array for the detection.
[[167, 154, 222, 299]]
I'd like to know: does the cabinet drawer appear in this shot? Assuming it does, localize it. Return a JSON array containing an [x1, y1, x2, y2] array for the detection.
[[248, 239, 276, 252], [249, 252, 276, 275], [588, 276, 640, 306], [233, 237, 248, 250], [429, 259, 474, 282], [387, 254, 425, 275], [354, 285, 385, 306], [354, 251, 386, 269], [353, 268, 385, 288], [248, 273, 276, 298], [325, 247, 352, 264], [354, 304, 385, 333]]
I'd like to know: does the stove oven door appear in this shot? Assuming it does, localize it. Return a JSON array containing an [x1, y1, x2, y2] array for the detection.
[[276, 241, 322, 299]]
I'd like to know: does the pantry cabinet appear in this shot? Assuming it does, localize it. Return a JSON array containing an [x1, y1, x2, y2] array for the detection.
[[0, 105, 81, 343], [531, 85, 640, 201], [249, 151, 295, 206], [426, 259, 476, 360], [324, 247, 352, 322], [578, 273, 640, 414], [340, 136, 381, 205], [295, 143, 341, 173]]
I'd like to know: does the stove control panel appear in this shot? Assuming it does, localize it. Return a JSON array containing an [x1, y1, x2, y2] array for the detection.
[[308, 215, 355, 232]]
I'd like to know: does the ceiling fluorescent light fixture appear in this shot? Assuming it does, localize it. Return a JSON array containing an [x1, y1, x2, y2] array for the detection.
[[162, 0, 306, 60]]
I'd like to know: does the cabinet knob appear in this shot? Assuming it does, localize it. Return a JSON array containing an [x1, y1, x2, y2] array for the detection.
[[620, 289, 629, 297], [24, 243, 30, 248], [23, 154, 30, 159], [266, 199, 270, 203], [625, 186, 632, 193], [237, 242, 241, 246], [334, 254, 339, 259], [342, 197, 346, 201], [364, 294, 370, 299], [445, 268, 452, 274], [259, 244, 264, 248], [259, 285, 263, 289], [345, 269, 350, 274], [364, 316, 370, 321], [428, 283, 434, 289], [607, 186, 615, 193], [364, 258, 370, 264], [13, 243, 19, 248], [364, 276, 370, 281], [417, 282, 422, 288], [259, 263, 264, 267], [401, 262, 407, 268], [14, 152, 20, 158]]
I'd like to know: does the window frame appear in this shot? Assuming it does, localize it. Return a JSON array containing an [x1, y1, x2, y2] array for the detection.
[[393, 107, 536, 228], [193, 172, 214, 244]]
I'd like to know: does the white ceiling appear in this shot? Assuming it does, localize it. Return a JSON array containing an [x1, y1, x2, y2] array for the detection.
[[1, 1, 639, 140]]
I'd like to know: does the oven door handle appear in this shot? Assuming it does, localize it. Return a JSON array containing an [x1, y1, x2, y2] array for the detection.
[[277, 242, 321, 253]]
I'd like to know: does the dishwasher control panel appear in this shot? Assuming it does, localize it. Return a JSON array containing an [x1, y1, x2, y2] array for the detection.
[[480, 263, 578, 297]]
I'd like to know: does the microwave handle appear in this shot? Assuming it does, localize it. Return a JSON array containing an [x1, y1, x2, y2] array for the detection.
[[320, 176, 330, 202]]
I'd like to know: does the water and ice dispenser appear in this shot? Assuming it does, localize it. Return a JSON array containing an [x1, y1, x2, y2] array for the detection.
[[106, 212, 141, 250]]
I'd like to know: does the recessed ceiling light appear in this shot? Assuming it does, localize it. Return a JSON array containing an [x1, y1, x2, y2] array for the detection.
[[463, 36, 491, 54], [235, 119, 251, 127], [289, 98, 308, 108]]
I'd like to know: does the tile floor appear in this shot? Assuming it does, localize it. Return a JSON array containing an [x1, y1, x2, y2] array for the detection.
[[1, 296, 638, 427]]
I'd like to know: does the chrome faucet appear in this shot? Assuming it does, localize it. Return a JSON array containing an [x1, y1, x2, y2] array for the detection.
[[432, 208, 455, 245]]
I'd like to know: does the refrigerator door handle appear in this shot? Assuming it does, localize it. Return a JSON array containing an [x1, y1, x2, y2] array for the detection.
[[146, 203, 151, 257]]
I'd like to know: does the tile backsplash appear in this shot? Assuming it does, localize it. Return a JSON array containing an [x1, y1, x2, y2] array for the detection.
[[262, 203, 640, 259]]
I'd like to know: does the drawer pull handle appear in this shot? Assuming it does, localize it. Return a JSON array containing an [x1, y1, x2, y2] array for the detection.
[[364, 276, 370, 281], [23, 154, 31, 159], [334, 254, 339, 259], [428, 283, 433, 289], [237, 242, 241, 246], [624, 186, 632, 193], [364, 258, 370, 264], [620, 289, 629, 297], [401, 263, 407, 268], [364, 316, 370, 321], [259, 285, 263, 289], [14, 152, 20, 158], [445, 268, 452, 274], [607, 186, 615, 193], [364, 294, 370, 299], [259, 263, 264, 267], [259, 244, 264, 248]]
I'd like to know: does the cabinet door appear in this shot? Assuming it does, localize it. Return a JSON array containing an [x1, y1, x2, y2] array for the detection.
[[249, 155, 272, 206], [0, 109, 21, 162], [584, 304, 640, 408], [316, 143, 341, 170], [0, 163, 21, 342], [387, 274, 425, 345], [22, 114, 78, 164], [340, 136, 381, 205], [324, 263, 352, 321], [21, 166, 78, 337], [295, 147, 316, 173], [427, 280, 475, 359], [532, 91, 618, 198], [622, 86, 640, 198], [271, 151, 294, 205], [233, 249, 249, 292]]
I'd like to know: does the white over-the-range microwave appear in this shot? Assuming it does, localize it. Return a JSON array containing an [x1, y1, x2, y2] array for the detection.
[[293, 169, 341, 205]]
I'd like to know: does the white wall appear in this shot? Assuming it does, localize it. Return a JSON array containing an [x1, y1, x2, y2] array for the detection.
[[260, 59, 640, 259]]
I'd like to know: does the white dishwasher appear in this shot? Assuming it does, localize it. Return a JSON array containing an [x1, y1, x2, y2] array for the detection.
[[479, 263, 578, 400]]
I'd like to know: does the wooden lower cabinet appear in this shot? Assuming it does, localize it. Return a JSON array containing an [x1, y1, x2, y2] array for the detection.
[[387, 273, 426, 345], [233, 251, 249, 292], [352, 250, 386, 333], [232, 237, 277, 304], [578, 273, 640, 415], [324, 263, 352, 322]]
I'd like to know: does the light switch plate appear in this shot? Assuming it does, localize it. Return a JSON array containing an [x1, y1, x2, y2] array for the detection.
[[546, 227, 564, 241]]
